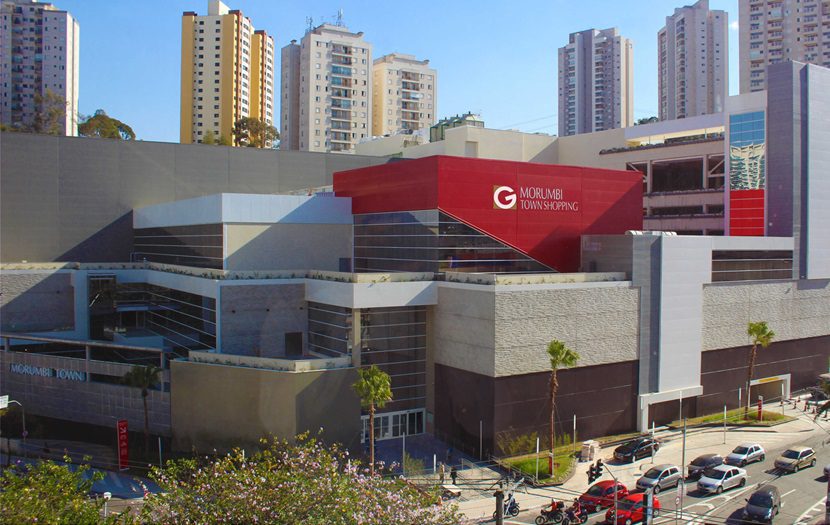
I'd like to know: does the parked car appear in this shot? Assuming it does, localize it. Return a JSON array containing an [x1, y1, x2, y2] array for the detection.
[[614, 437, 660, 463], [741, 485, 781, 523], [604, 493, 661, 525], [635, 464, 682, 494], [578, 480, 629, 513], [774, 446, 816, 473], [688, 454, 724, 480], [725, 443, 765, 467], [824, 463, 830, 479], [697, 465, 747, 495]]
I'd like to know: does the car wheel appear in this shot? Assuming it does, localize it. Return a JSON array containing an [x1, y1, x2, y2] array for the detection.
[[739, 478, 746, 487], [716, 485, 723, 494], [794, 464, 799, 473], [811, 459, 817, 467], [654, 508, 660, 518], [625, 519, 633, 525], [653, 484, 661, 495], [759, 454, 765, 462], [740, 460, 747, 467], [773, 505, 778, 516]]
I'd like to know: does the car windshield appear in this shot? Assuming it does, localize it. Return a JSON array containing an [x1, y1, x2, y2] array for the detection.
[[703, 468, 727, 480], [587, 485, 605, 496], [782, 450, 801, 459], [732, 446, 749, 454], [692, 456, 713, 467], [618, 442, 638, 452], [643, 468, 662, 479], [748, 493, 773, 507], [618, 499, 635, 511]]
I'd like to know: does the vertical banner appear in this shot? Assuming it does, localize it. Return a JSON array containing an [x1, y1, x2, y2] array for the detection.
[[117, 419, 129, 471]]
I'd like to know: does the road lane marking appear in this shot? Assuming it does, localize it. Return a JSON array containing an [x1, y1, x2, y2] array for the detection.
[[794, 496, 826, 524]]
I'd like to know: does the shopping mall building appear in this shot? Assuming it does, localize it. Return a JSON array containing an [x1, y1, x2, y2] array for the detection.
[[1, 61, 828, 456]]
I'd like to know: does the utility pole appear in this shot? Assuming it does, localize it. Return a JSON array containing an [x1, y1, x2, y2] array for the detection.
[[825, 475, 830, 525], [494, 489, 504, 525], [680, 418, 687, 516]]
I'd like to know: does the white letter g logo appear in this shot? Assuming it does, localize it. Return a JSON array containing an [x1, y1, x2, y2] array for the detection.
[[493, 185, 517, 210]]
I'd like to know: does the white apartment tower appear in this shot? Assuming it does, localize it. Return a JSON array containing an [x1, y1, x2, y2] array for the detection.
[[0, 0, 78, 135], [280, 24, 372, 153], [180, 0, 275, 145], [558, 28, 633, 137], [739, 0, 830, 92], [658, 0, 728, 120], [371, 53, 436, 137]]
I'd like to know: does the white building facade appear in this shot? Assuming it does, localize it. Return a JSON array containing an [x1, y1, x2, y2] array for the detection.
[[371, 53, 436, 137]]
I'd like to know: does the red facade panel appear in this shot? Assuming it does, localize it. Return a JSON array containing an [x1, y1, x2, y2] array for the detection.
[[334, 156, 642, 271], [728, 189, 765, 236]]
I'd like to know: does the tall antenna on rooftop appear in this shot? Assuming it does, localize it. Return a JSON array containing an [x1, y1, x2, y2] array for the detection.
[[335, 8, 344, 27], [305, 16, 314, 33]]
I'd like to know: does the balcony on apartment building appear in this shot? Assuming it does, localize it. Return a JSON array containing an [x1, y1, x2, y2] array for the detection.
[[332, 55, 353, 66], [400, 71, 419, 82], [331, 109, 351, 122], [331, 45, 352, 56], [331, 76, 353, 88], [401, 80, 420, 92], [331, 65, 353, 77]]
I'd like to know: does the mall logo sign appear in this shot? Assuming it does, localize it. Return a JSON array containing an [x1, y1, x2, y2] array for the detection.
[[9, 363, 87, 382], [493, 185, 579, 211]]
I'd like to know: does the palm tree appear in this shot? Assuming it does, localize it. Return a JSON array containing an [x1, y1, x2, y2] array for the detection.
[[744, 321, 775, 418], [814, 382, 830, 421], [547, 340, 579, 475], [123, 365, 162, 453], [352, 365, 392, 476]]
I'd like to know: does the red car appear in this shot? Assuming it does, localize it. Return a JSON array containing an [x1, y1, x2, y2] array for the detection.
[[604, 493, 661, 525], [578, 480, 629, 512]]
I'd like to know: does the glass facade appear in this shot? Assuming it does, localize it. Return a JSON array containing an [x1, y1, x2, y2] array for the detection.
[[133, 224, 223, 269], [354, 210, 553, 274], [711, 250, 793, 282], [307, 302, 350, 357], [729, 111, 766, 190]]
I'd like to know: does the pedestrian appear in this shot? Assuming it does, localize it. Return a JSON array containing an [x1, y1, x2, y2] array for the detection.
[[439, 462, 445, 484], [450, 465, 458, 485]]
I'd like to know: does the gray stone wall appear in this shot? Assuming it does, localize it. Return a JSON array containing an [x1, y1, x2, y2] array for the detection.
[[219, 283, 306, 357], [493, 284, 640, 377], [0, 350, 170, 435], [0, 271, 75, 332], [702, 279, 830, 351], [0, 132, 388, 263]]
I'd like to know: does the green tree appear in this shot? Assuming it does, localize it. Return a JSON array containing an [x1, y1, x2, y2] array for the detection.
[[233, 117, 279, 148], [142, 434, 460, 524], [217, 133, 232, 146], [78, 110, 135, 140], [123, 365, 162, 453], [744, 321, 775, 418], [32, 89, 68, 135], [0, 457, 126, 524], [546, 340, 579, 474], [352, 365, 392, 476], [815, 381, 830, 420], [636, 116, 659, 125], [202, 129, 217, 145]]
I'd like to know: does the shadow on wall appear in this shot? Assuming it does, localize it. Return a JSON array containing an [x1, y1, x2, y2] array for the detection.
[[57, 212, 134, 263], [0, 272, 76, 332], [295, 367, 362, 455]]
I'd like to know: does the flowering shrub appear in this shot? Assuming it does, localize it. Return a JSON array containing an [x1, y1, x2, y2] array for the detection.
[[141, 433, 461, 524]]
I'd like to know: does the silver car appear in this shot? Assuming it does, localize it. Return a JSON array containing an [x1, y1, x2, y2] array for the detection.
[[697, 465, 747, 495], [725, 443, 765, 467], [636, 464, 682, 494]]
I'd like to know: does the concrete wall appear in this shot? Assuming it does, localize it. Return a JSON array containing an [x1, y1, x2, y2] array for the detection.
[[0, 350, 171, 435], [804, 64, 830, 279], [0, 133, 388, 263], [432, 285, 496, 377], [218, 283, 306, 357], [493, 283, 640, 376], [0, 271, 75, 332], [702, 279, 830, 351], [170, 359, 361, 453], [225, 224, 352, 272]]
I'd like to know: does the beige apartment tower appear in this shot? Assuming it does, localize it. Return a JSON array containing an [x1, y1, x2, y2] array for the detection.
[[180, 0, 275, 145], [739, 0, 830, 92], [371, 53, 436, 136], [558, 28, 633, 136], [0, 0, 79, 135], [659, 0, 728, 120], [280, 24, 372, 153]]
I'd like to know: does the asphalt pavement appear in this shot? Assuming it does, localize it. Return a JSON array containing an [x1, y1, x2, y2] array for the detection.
[[459, 402, 830, 524]]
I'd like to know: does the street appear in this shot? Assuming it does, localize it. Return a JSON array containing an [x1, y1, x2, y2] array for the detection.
[[462, 407, 830, 524]]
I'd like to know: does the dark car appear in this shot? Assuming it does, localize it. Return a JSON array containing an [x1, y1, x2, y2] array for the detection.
[[614, 437, 660, 463], [688, 453, 724, 480], [741, 485, 781, 523]]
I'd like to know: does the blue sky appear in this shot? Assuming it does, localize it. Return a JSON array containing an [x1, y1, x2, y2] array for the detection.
[[57, 0, 739, 142]]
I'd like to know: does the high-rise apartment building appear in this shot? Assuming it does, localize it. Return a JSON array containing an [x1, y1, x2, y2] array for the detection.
[[558, 28, 633, 137], [371, 53, 436, 137], [0, 0, 78, 135], [280, 24, 372, 153], [739, 0, 830, 92], [180, 0, 274, 145], [658, 0, 728, 120]]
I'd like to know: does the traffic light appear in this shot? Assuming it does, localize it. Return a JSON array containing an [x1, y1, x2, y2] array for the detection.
[[587, 463, 597, 483], [595, 459, 604, 477]]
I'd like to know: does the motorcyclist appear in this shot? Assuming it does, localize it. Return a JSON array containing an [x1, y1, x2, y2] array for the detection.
[[568, 498, 584, 517], [548, 498, 564, 512]]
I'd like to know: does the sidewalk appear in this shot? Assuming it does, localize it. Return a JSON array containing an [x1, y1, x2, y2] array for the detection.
[[456, 401, 830, 522]]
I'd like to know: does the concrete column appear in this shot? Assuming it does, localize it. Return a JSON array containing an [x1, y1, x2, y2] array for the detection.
[[85, 345, 91, 382], [3, 337, 9, 353], [702, 154, 709, 189], [646, 161, 653, 194], [349, 308, 362, 368]]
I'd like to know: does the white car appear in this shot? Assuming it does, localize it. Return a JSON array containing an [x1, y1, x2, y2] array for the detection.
[[725, 443, 765, 467], [697, 465, 747, 495]]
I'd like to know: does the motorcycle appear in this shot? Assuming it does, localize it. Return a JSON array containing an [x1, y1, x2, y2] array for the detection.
[[560, 506, 588, 525], [492, 494, 520, 519], [535, 500, 565, 524]]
